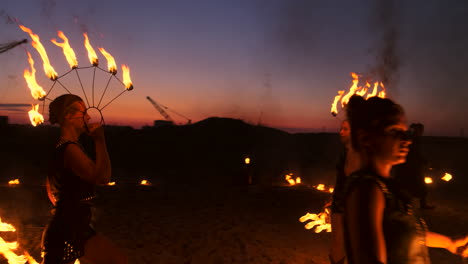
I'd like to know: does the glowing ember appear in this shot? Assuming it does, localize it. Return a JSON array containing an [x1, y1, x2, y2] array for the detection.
[[121, 65, 133, 90], [19, 25, 57, 80], [299, 209, 331, 233], [23, 52, 46, 100], [51, 31, 78, 69], [0, 217, 39, 263], [83, 33, 99, 66], [425, 177, 433, 184], [107, 181, 116, 186], [441, 172, 452, 182], [140, 180, 150, 186], [8, 179, 20, 185], [98, 48, 117, 74], [28, 104, 44, 127], [244, 157, 251, 164], [330, 73, 386, 116]]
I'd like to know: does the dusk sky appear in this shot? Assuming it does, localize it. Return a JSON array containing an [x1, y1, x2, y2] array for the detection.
[[1, 0, 467, 136]]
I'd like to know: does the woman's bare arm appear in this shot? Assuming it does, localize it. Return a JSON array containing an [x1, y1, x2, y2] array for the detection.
[[63, 126, 111, 185], [345, 180, 387, 264]]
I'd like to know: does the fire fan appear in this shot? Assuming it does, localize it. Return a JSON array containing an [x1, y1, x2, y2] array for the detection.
[[19, 25, 133, 126]]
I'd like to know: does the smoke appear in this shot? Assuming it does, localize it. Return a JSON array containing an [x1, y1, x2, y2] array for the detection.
[[40, 0, 57, 19], [0, 9, 18, 24], [366, 0, 401, 95]]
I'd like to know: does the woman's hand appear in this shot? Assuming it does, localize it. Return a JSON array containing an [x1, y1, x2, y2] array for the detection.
[[87, 123, 105, 141]]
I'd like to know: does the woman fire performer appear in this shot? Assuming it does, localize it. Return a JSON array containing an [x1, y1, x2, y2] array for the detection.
[[342, 95, 468, 264], [42, 94, 127, 264], [330, 120, 361, 264]]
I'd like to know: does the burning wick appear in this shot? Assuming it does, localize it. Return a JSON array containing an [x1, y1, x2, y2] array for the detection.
[[8, 179, 20, 185], [285, 173, 301, 186], [441, 172, 453, 182], [140, 180, 151, 186]]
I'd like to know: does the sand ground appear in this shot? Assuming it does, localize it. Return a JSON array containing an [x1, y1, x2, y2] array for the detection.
[[0, 181, 466, 264]]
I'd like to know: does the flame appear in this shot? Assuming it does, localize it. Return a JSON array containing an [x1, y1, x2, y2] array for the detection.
[[331, 73, 386, 115], [244, 157, 250, 164], [441, 172, 452, 182], [8, 179, 20, 185], [424, 177, 433, 184], [107, 181, 116, 186], [331, 90, 345, 116], [285, 173, 296, 186], [19, 25, 57, 80], [295, 177, 301, 184], [316, 184, 325, 191], [28, 104, 44, 127], [0, 218, 39, 263], [23, 52, 46, 100], [121, 65, 133, 90], [98, 48, 117, 74], [83, 33, 99, 66], [140, 180, 150, 186], [51, 31, 78, 69], [328, 187, 334, 193], [0, 218, 16, 232], [340, 72, 360, 107], [299, 208, 331, 233]]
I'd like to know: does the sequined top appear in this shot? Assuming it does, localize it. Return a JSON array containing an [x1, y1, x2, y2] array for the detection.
[[48, 140, 96, 205], [343, 170, 430, 264]]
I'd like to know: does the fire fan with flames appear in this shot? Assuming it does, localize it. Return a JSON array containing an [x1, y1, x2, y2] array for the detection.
[[19, 25, 134, 126]]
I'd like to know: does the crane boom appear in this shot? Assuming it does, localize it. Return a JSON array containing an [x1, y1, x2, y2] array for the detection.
[[146, 96, 174, 122]]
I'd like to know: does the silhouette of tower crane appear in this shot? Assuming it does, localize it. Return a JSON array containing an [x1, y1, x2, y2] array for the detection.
[[146, 96, 191, 125]]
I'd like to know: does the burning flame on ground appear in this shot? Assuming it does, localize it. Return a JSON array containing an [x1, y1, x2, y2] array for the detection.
[[28, 105, 44, 127], [441, 172, 452, 182], [285, 173, 301, 186], [23, 52, 46, 100], [121, 65, 133, 90], [140, 180, 151, 186], [0, 217, 39, 264], [83, 33, 99, 66], [51, 31, 78, 69], [19, 25, 57, 80], [299, 208, 332, 233], [425, 177, 433, 184], [313, 184, 334, 193], [8, 179, 20, 185], [98, 48, 117, 74], [331, 72, 386, 116]]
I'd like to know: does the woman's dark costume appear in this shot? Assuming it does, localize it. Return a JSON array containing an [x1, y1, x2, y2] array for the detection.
[[343, 170, 430, 264], [42, 141, 96, 263]]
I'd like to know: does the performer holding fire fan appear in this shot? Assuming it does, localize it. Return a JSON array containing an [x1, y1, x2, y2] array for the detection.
[[42, 94, 126, 264], [342, 95, 468, 264]]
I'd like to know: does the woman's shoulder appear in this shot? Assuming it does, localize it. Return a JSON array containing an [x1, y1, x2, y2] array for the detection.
[[346, 170, 390, 196]]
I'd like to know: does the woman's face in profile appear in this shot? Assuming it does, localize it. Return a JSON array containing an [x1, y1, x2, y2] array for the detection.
[[370, 115, 412, 165], [64, 101, 90, 132]]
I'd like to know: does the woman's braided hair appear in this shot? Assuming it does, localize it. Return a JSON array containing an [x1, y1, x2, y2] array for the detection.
[[49, 94, 84, 125]]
